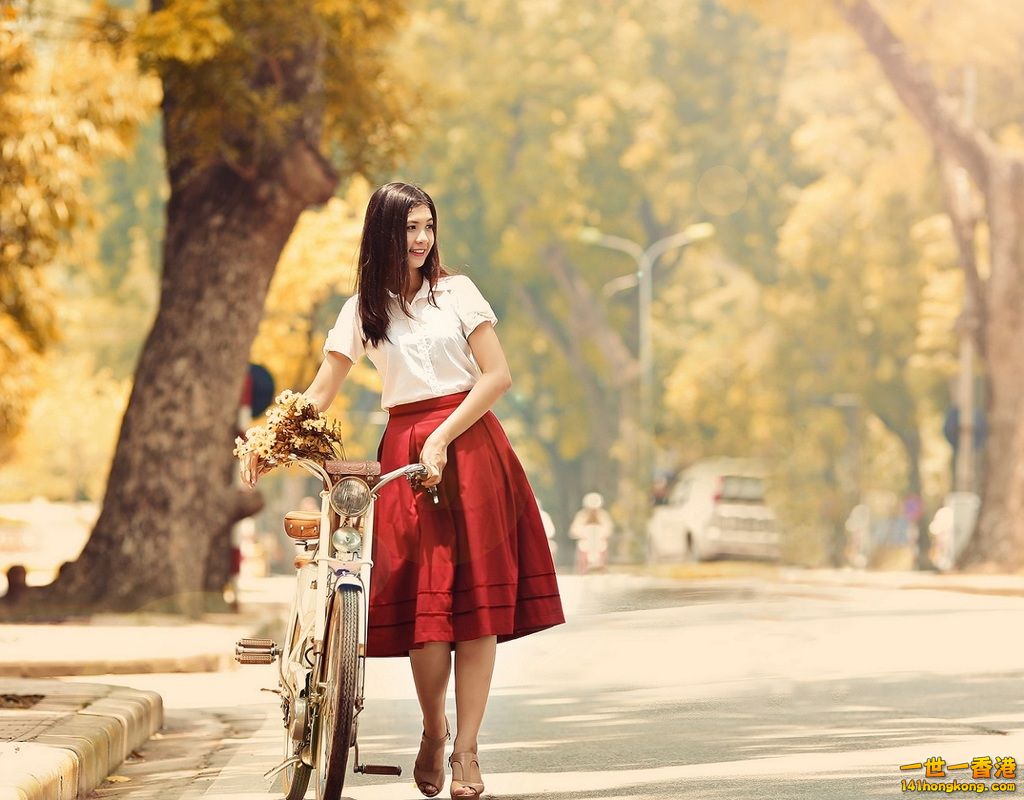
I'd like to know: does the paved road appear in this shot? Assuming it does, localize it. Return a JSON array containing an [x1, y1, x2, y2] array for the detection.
[[79, 572, 1024, 798]]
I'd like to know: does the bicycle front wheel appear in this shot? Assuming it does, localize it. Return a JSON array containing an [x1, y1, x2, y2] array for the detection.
[[316, 587, 359, 799]]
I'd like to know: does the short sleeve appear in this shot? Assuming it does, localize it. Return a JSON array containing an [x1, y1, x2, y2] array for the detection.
[[322, 295, 365, 362], [451, 275, 497, 338]]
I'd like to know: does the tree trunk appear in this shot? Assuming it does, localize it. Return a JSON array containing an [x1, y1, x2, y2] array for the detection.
[[516, 284, 626, 499], [960, 161, 1024, 568], [0, 0, 346, 618], [10, 151, 334, 617], [837, 0, 1024, 570]]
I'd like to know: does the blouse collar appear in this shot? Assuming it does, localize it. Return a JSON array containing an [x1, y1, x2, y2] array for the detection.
[[387, 276, 450, 303]]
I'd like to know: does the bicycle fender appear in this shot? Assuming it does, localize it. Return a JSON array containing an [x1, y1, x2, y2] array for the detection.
[[334, 575, 362, 592]]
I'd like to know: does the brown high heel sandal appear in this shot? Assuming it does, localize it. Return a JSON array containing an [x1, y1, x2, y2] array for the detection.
[[413, 720, 450, 798], [449, 751, 485, 799]]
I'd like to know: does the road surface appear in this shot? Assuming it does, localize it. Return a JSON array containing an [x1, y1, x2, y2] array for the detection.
[[81, 571, 1024, 799]]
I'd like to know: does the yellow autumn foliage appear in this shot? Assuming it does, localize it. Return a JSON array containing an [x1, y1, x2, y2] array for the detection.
[[0, 10, 158, 458]]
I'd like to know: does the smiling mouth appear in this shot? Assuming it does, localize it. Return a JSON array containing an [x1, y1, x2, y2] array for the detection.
[[410, 249, 427, 256]]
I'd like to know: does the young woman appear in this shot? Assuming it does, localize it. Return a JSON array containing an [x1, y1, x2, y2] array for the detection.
[[243, 181, 564, 799]]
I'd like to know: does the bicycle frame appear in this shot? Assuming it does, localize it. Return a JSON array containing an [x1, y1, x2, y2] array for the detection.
[[253, 458, 430, 794]]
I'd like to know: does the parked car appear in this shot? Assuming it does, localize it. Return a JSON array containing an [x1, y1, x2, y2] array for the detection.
[[646, 459, 780, 562]]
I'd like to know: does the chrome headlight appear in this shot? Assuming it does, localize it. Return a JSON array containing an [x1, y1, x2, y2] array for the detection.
[[332, 525, 362, 554], [330, 476, 371, 517]]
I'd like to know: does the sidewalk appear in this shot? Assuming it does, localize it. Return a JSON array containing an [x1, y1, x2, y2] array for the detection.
[[0, 577, 289, 799], [0, 617, 262, 678], [778, 565, 1024, 596], [621, 560, 1024, 596]]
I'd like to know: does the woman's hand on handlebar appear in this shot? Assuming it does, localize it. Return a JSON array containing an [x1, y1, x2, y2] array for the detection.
[[418, 432, 448, 488]]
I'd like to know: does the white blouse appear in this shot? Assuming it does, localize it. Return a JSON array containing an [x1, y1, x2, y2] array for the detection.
[[322, 274, 498, 410]]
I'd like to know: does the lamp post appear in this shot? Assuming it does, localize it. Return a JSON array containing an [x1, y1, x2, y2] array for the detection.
[[579, 222, 715, 558]]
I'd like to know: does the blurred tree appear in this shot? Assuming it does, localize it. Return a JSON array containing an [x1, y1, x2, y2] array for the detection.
[[0, 44, 164, 507], [837, 0, 1024, 570], [20, 0, 414, 616], [663, 28, 964, 564], [0, 9, 153, 463], [0, 354, 130, 501], [732, 0, 1024, 569], [86, 117, 167, 377], [395, 0, 801, 542]]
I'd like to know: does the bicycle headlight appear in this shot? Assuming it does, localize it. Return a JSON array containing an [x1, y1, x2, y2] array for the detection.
[[331, 525, 362, 554], [330, 476, 372, 517]]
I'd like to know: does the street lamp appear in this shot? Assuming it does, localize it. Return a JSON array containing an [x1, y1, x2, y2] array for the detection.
[[579, 222, 715, 557]]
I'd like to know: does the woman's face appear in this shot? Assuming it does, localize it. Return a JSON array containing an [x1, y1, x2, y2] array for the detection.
[[405, 204, 435, 271]]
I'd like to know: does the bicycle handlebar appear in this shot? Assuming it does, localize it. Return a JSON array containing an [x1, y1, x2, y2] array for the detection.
[[372, 463, 428, 496], [263, 458, 438, 505]]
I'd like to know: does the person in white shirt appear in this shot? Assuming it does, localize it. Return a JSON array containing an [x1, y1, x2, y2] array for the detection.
[[569, 492, 614, 572], [244, 182, 563, 799]]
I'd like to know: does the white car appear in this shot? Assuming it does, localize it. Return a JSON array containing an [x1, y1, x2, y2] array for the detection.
[[647, 459, 781, 562]]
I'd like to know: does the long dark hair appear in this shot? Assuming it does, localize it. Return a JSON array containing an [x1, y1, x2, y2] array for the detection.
[[356, 181, 447, 347]]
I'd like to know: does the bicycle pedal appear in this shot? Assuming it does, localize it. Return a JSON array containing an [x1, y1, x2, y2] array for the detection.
[[357, 763, 402, 776], [235, 637, 280, 664], [237, 637, 276, 648]]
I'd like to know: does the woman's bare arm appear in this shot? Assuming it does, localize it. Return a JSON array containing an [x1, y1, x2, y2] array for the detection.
[[303, 351, 355, 413]]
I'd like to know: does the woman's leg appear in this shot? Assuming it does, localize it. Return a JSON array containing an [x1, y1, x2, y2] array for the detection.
[[452, 635, 497, 753], [410, 641, 452, 737], [410, 642, 453, 795]]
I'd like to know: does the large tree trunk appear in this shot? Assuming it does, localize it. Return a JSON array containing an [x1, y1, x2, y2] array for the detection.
[[4, 2, 340, 616], [838, 0, 1024, 569], [11, 153, 334, 617], [962, 161, 1024, 567]]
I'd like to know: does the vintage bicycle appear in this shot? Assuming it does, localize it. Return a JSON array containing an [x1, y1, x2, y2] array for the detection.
[[235, 456, 436, 799]]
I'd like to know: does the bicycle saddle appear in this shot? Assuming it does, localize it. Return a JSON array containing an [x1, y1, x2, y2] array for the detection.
[[283, 510, 321, 540]]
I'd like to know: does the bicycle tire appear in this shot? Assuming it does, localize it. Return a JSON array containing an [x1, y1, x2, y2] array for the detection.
[[316, 587, 359, 800]]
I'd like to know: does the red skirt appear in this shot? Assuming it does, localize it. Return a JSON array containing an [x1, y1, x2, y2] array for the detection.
[[367, 391, 565, 657]]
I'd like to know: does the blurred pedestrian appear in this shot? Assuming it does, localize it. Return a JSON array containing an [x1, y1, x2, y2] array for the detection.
[[570, 492, 613, 573]]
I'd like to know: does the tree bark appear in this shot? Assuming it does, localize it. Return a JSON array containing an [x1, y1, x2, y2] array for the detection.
[[6, 6, 340, 616], [837, 0, 1024, 569], [543, 245, 638, 387], [516, 285, 624, 499], [937, 155, 986, 353], [11, 152, 334, 618]]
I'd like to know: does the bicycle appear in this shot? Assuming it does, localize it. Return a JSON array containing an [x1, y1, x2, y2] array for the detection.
[[235, 457, 437, 799]]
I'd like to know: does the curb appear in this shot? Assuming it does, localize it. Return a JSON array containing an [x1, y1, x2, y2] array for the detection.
[[0, 679, 162, 800]]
